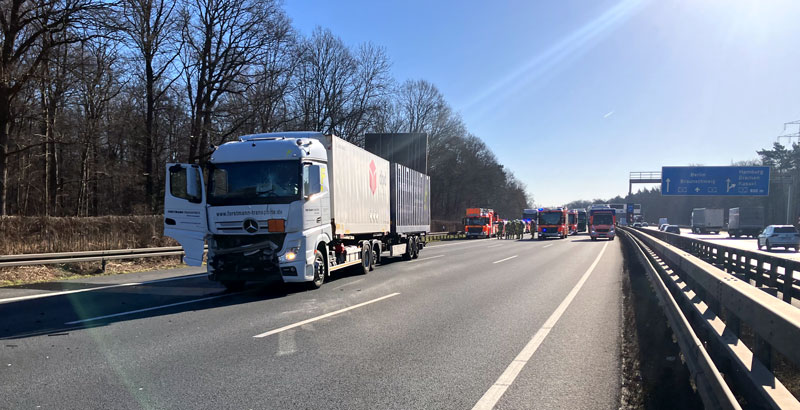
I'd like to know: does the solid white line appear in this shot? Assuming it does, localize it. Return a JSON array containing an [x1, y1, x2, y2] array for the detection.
[[542, 244, 553, 248], [408, 254, 445, 263], [253, 292, 400, 338], [0, 273, 208, 304], [492, 255, 518, 264], [472, 242, 609, 410], [426, 239, 492, 249], [64, 293, 235, 325]]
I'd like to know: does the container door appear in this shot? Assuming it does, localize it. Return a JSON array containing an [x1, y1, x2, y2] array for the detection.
[[164, 163, 207, 266]]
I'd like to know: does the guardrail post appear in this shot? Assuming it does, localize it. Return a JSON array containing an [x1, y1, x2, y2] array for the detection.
[[768, 261, 778, 290], [782, 263, 794, 303], [754, 335, 773, 373], [724, 308, 740, 338], [101, 258, 106, 272]]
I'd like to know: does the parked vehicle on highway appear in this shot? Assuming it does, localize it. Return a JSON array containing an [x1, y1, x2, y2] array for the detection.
[[164, 132, 430, 290], [691, 208, 724, 234], [465, 208, 499, 239], [632, 222, 642, 228], [537, 207, 568, 239], [727, 207, 765, 238], [757, 225, 800, 251], [588, 207, 615, 241], [659, 223, 669, 231], [568, 210, 578, 235], [664, 225, 681, 234], [522, 208, 538, 233], [577, 209, 587, 232]]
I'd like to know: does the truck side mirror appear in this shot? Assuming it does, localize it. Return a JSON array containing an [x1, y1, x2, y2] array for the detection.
[[306, 165, 322, 198], [185, 165, 202, 203]]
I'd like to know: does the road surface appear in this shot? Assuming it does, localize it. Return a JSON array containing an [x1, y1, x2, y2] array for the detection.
[[1, 235, 624, 409]]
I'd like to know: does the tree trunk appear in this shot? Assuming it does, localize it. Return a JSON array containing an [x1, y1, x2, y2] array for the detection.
[[144, 57, 155, 212], [0, 88, 10, 216]]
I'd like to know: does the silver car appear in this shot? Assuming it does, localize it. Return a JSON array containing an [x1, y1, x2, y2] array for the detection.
[[757, 225, 800, 252]]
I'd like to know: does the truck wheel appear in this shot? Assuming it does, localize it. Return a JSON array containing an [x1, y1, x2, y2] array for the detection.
[[308, 249, 326, 289], [221, 280, 245, 292], [360, 244, 372, 274], [372, 242, 381, 266]]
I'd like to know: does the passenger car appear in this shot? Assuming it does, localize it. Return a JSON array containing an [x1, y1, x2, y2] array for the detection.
[[757, 225, 800, 251]]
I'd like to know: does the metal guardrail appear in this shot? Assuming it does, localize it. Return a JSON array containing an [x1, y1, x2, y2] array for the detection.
[[620, 226, 800, 409], [634, 227, 800, 304], [0, 246, 196, 270], [0, 232, 465, 269]]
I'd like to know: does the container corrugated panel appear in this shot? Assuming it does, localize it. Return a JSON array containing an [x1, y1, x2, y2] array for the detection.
[[316, 135, 391, 235], [391, 163, 430, 234], [364, 133, 428, 175]]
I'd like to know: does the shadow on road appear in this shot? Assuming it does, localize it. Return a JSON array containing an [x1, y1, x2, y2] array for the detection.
[[0, 263, 371, 341]]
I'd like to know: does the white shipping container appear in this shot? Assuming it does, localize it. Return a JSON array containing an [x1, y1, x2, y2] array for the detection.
[[315, 135, 391, 235]]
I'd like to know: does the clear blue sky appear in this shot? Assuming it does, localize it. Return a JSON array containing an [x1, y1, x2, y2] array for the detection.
[[284, 0, 800, 206]]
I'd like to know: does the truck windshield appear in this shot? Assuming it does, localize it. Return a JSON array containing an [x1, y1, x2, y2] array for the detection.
[[465, 217, 489, 225], [592, 214, 614, 225], [208, 160, 301, 206], [539, 212, 563, 225]]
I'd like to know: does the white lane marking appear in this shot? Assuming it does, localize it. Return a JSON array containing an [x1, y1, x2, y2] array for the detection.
[[0, 273, 208, 304], [542, 244, 553, 248], [426, 239, 492, 249], [253, 292, 401, 338], [487, 244, 504, 249], [64, 293, 237, 325], [408, 254, 445, 263], [472, 242, 609, 410], [492, 255, 518, 264]]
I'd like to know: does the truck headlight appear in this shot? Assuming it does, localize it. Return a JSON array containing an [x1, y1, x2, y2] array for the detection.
[[279, 246, 301, 263]]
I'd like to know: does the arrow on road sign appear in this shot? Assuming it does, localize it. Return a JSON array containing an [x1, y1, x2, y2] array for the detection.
[[726, 178, 736, 192], [666, 178, 670, 192], [695, 187, 701, 193]]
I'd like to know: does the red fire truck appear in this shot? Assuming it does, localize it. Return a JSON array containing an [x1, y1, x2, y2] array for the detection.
[[568, 210, 578, 235], [464, 208, 499, 239], [589, 207, 616, 241], [537, 208, 568, 240]]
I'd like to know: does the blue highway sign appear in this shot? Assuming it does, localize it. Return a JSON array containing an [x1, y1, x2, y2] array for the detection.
[[661, 166, 770, 196]]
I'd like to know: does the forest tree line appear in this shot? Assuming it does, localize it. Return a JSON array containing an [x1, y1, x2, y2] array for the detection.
[[565, 142, 800, 226], [0, 0, 530, 220]]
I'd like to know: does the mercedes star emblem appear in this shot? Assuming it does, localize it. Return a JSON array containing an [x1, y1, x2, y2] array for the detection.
[[243, 219, 259, 233]]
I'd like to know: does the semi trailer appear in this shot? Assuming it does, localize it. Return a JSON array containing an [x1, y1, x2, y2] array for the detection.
[[164, 131, 430, 290]]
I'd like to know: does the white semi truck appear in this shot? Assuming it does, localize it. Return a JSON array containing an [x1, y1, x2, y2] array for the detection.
[[164, 132, 430, 290]]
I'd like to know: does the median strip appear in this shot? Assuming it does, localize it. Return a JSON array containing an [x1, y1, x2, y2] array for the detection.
[[492, 255, 518, 264], [253, 292, 401, 338]]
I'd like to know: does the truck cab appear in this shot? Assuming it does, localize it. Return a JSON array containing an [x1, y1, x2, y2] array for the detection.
[[537, 208, 568, 239], [589, 208, 616, 241], [464, 208, 496, 238]]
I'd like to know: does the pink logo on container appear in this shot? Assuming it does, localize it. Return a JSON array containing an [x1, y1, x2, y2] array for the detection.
[[369, 160, 377, 194]]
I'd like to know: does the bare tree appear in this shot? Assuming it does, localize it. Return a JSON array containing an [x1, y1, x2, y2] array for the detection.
[[0, 0, 106, 215], [181, 0, 280, 163], [120, 0, 181, 212]]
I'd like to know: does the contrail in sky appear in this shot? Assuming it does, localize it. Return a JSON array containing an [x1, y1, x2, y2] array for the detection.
[[603, 110, 615, 118]]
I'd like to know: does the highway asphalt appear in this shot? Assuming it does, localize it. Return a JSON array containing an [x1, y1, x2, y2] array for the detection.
[[1, 234, 624, 409]]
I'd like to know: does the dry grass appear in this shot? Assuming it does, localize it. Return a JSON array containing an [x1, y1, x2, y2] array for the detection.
[[0, 257, 186, 287], [0, 215, 177, 254], [0, 215, 182, 286]]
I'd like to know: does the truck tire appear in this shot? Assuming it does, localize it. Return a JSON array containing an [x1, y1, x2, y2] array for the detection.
[[221, 280, 245, 292], [372, 242, 381, 266], [360, 244, 372, 274], [308, 249, 327, 289]]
